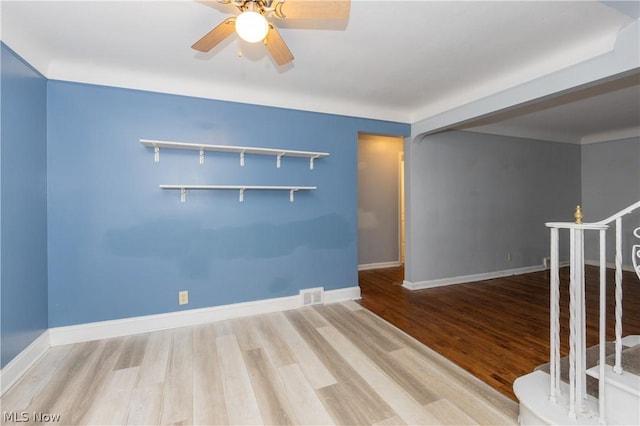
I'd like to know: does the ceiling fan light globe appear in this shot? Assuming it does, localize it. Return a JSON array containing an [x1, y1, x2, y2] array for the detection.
[[235, 11, 269, 43]]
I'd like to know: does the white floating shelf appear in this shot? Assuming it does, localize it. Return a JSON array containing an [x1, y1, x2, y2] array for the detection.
[[160, 184, 317, 203], [141, 139, 329, 169]]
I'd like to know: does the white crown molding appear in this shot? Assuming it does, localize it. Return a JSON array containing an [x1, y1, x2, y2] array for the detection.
[[409, 28, 619, 125], [403, 265, 546, 290], [3, 2, 635, 129], [43, 60, 412, 123], [580, 126, 640, 144], [1, 25, 409, 123], [410, 19, 639, 137], [0, 331, 50, 395]]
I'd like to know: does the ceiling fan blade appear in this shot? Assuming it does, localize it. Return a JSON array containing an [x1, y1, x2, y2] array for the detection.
[[265, 25, 294, 66], [276, 0, 350, 20], [192, 18, 236, 52]]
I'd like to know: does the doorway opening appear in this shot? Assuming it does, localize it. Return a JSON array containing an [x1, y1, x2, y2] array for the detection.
[[357, 133, 405, 271]]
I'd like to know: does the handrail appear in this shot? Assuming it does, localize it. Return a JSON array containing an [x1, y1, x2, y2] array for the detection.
[[545, 200, 640, 229], [545, 201, 640, 423], [595, 200, 640, 225], [545, 222, 608, 229]]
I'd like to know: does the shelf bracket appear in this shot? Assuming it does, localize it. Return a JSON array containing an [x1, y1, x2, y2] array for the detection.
[[276, 152, 285, 168], [199, 148, 205, 165], [290, 189, 297, 203], [180, 187, 186, 203], [309, 155, 320, 170], [154, 146, 160, 162], [239, 188, 245, 203], [240, 150, 245, 167]]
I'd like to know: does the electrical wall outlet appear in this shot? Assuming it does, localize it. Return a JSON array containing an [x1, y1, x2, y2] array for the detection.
[[178, 290, 189, 305]]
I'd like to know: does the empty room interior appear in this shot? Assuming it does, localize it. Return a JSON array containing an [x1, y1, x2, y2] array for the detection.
[[1, 1, 639, 425]]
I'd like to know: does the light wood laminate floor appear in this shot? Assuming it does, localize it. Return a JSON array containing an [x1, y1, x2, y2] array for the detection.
[[358, 266, 640, 400], [1, 302, 517, 425]]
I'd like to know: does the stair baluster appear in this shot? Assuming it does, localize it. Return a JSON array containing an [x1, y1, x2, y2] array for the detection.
[[527, 201, 640, 424]]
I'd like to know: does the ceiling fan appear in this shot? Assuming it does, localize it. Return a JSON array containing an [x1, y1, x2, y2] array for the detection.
[[192, 0, 351, 66]]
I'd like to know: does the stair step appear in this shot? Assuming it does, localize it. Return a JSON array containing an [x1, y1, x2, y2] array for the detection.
[[585, 364, 639, 425], [535, 343, 616, 398], [514, 370, 601, 425], [534, 337, 639, 399], [586, 364, 640, 395], [604, 344, 640, 376], [621, 335, 640, 346]]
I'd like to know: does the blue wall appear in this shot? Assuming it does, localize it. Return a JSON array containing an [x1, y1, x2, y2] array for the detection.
[[47, 81, 409, 327], [0, 44, 48, 368]]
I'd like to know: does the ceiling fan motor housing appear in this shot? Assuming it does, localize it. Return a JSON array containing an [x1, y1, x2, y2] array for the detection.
[[193, 0, 351, 65]]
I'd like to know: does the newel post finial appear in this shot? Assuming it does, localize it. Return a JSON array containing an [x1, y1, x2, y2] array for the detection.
[[574, 205, 583, 224]]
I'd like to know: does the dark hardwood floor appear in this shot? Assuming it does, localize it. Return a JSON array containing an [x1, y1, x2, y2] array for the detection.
[[358, 265, 640, 401]]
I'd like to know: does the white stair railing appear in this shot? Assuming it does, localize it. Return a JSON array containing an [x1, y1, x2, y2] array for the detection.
[[546, 200, 640, 423], [594, 201, 640, 377], [633, 226, 640, 280]]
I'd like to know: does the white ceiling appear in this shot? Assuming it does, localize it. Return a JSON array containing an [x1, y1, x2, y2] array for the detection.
[[1, 0, 639, 143], [461, 73, 640, 144]]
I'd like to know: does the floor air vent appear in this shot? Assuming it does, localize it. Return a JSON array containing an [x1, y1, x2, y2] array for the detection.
[[300, 287, 324, 306]]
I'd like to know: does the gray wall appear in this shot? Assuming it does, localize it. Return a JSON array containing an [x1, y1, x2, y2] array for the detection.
[[358, 134, 403, 266], [405, 130, 581, 283], [582, 137, 640, 265]]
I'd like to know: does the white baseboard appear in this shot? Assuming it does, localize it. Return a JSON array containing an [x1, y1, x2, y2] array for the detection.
[[48, 286, 361, 347], [1, 330, 50, 395], [584, 259, 635, 272], [358, 261, 402, 271], [543, 257, 571, 269], [403, 265, 546, 290], [324, 285, 360, 303], [3, 287, 360, 394], [542, 260, 570, 270]]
